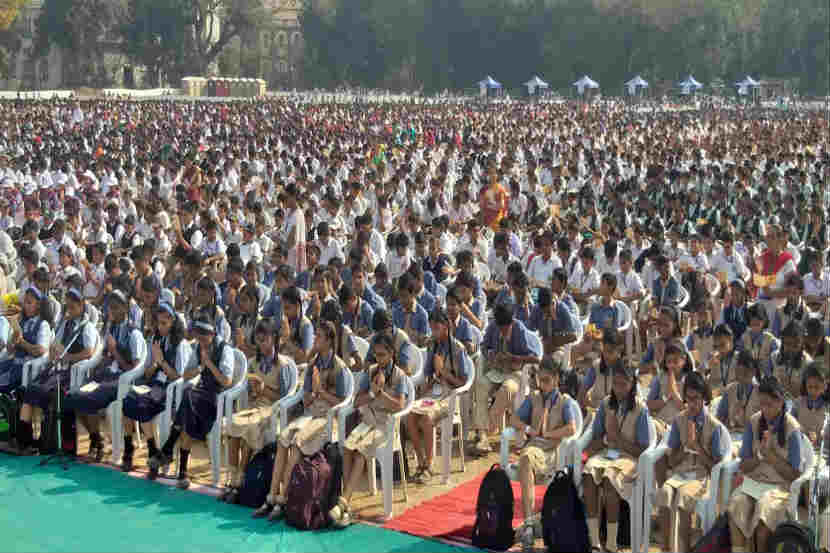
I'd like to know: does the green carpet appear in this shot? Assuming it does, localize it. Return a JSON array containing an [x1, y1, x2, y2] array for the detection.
[[0, 455, 474, 553]]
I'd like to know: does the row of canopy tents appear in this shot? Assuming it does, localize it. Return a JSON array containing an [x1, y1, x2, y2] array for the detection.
[[478, 74, 764, 96]]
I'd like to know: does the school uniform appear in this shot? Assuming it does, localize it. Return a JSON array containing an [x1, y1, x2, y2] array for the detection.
[[0, 314, 51, 394], [412, 337, 469, 421], [279, 352, 348, 444], [228, 353, 293, 453], [344, 361, 409, 458], [740, 329, 780, 375], [515, 389, 578, 475], [792, 396, 825, 440], [122, 336, 189, 423], [24, 313, 96, 409], [172, 338, 234, 440], [657, 407, 727, 551], [771, 352, 813, 400], [392, 301, 430, 344], [584, 395, 651, 501], [727, 411, 805, 539], [343, 298, 374, 337], [63, 320, 142, 413], [647, 370, 688, 435], [707, 350, 738, 397], [716, 381, 761, 436]]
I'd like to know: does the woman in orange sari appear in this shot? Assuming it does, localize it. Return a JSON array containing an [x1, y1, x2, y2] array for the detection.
[[480, 174, 508, 231]]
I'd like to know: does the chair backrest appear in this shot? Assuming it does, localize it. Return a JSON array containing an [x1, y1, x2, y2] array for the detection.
[[704, 274, 721, 297], [352, 335, 370, 362], [567, 395, 583, 436], [436, 283, 447, 306], [469, 325, 483, 346], [476, 261, 491, 283], [677, 285, 690, 309], [160, 288, 176, 306], [284, 357, 298, 398], [616, 300, 633, 332], [411, 345, 426, 385], [800, 432, 815, 474], [527, 331, 542, 358], [232, 347, 248, 385]]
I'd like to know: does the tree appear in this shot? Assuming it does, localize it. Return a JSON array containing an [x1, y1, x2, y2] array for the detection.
[[120, 0, 190, 86], [0, 0, 27, 30]]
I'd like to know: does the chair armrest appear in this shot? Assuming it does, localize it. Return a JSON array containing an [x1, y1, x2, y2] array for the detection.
[[789, 463, 816, 519], [279, 390, 304, 429], [221, 375, 248, 418], [165, 378, 182, 414], [575, 426, 595, 483], [117, 365, 147, 400], [500, 426, 520, 480]]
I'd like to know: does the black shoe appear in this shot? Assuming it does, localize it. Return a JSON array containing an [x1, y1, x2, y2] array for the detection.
[[253, 502, 273, 518], [218, 487, 234, 502], [176, 476, 190, 490], [147, 466, 159, 481], [225, 489, 240, 505], [267, 503, 284, 522], [121, 455, 134, 473], [149, 451, 173, 470]]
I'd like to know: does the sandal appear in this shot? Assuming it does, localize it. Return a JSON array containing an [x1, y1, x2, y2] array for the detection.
[[328, 496, 348, 522], [415, 467, 434, 485], [252, 502, 273, 518]]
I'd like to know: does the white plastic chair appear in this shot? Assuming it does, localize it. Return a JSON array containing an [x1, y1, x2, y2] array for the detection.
[[207, 347, 249, 485], [281, 366, 355, 447], [435, 283, 447, 307], [352, 335, 370, 362], [148, 341, 196, 462], [433, 352, 475, 483], [574, 413, 658, 553], [69, 331, 105, 391], [411, 345, 426, 386], [476, 261, 491, 283], [500, 395, 584, 486], [20, 327, 54, 388], [107, 335, 149, 464], [263, 357, 299, 442], [677, 285, 691, 309], [638, 418, 733, 551], [516, 331, 543, 410], [720, 431, 816, 525], [359, 375, 416, 520]]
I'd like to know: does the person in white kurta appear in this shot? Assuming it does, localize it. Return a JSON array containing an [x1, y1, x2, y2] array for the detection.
[[283, 184, 307, 273]]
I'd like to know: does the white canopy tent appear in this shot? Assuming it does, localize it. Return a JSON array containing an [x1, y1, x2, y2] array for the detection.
[[477, 75, 502, 97], [624, 75, 649, 96], [573, 75, 599, 95], [678, 75, 703, 95], [524, 75, 549, 95], [735, 75, 761, 96]]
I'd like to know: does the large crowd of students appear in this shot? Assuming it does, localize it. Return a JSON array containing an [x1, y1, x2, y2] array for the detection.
[[0, 97, 827, 551]]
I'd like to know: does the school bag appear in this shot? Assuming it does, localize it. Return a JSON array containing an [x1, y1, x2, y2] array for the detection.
[[691, 513, 731, 553], [766, 521, 816, 553], [283, 443, 341, 530], [237, 442, 277, 508], [0, 392, 19, 444], [542, 466, 590, 553], [471, 464, 515, 551]]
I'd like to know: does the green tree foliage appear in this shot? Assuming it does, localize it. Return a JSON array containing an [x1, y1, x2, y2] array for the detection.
[[299, 0, 830, 95]]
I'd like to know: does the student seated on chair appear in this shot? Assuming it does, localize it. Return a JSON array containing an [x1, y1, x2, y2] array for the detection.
[[580, 328, 625, 410], [16, 287, 95, 455], [254, 319, 348, 521], [222, 318, 293, 504], [63, 288, 142, 462], [790, 362, 826, 447], [0, 285, 51, 394], [656, 371, 727, 552], [406, 307, 469, 485], [647, 339, 694, 437], [572, 272, 621, 362], [716, 351, 762, 436], [771, 320, 812, 400], [513, 357, 578, 548], [582, 361, 651, 553], [727, 376, 806, 553], [706, 323, 737, 397], [121, 301, 190, 475], [471, 302, 543, 456], [331, 333, 408, 528], [148, 311, 234, 489]]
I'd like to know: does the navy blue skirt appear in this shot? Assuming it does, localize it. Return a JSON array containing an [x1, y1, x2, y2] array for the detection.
[[0, 357, 24, 394], [122, 381, 168, 423], [174, 383, 218, 441], [63, 364, 120, 414], [23, 369, 71, 410]]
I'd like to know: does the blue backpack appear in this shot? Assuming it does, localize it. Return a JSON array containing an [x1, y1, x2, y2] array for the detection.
[[542, 466, 590, 553], [471, 464, 515, 551]]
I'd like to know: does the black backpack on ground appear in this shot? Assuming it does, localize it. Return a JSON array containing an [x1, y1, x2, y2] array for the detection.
[[766, 521, 817, 553], [0, 392, 19, 444], [237, 442, 277, 508], [542, 466, 590, 553], [691, 513, 731, 553], [471, 464, 515, 551], [322, 441, 343, 513]]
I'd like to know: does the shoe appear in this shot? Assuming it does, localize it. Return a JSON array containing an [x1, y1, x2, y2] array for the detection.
[[252, 502, 273, 518], [176, 476, 190, 490], [332, 509, 352, 528], [519, 524, 534, 551], [225, 489, 240, 505], [267, 503, 284, 522], [218, 487, 234, 502], [472, 438, 492, 456], [147, 467, 159, 481], [121, 455, 134, 473], [415, 467, 434, 485], [328, 496, 348, 522], [148, 451, 173, 470], [408, 466, 424, 483]]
